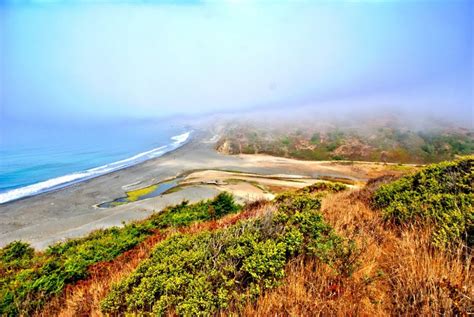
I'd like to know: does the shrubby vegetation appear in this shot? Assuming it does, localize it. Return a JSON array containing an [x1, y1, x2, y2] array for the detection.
[[150, 192, 240, 228], [217, 123, 474, 163], [3, 165, 472, 316], [418, 132, 474, 162], [373, 156, 473, 247], [299, 181, 348, 194], [0, 224, 153, 316], [0, 192, 240, 316], [101, 192, 352, 315]]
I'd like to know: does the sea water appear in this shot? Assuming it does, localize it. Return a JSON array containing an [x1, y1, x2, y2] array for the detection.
[[0, 118, 191, 204]]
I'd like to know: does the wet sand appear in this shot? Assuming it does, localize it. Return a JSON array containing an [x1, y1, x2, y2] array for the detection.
[[0, 131, 406, 249]]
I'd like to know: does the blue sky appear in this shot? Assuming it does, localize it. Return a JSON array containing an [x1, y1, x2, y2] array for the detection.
[[0, 0, 473, 125]]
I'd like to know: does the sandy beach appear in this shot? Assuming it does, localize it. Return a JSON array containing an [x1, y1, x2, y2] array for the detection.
[[0, 131, 409, 249]]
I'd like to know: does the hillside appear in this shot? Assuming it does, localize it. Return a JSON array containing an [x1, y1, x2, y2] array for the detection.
[[216, 119, 474, 164], [1, 157, 473, 316]]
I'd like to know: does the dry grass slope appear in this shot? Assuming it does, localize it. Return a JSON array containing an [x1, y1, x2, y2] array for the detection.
[[244, 187, 473, 316]]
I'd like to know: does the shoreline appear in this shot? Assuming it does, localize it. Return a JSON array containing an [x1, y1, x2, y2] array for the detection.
[[0, 131, 413, 249], [0, 131, 192, 205]]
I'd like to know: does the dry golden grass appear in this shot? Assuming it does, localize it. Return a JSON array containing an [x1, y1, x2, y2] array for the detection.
[[243, 189, 473, 316]]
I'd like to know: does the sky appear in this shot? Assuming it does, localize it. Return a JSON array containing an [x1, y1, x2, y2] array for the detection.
[[0, 0, 473, 126]]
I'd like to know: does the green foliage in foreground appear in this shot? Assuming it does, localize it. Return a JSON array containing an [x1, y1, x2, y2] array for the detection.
[[373, 156, 474, 247], [0, 224, 152, 316], [101, 192, 353, 316], [0, 193, 240, 316]]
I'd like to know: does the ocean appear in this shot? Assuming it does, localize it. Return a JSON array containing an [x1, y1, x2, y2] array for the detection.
[[0, 118, 191, 204]]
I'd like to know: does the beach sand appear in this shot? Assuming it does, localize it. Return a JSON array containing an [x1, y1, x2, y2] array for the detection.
[[0, 131, 409, 249]]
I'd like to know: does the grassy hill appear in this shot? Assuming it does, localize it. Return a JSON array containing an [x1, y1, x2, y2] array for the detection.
[[373, 156, 473, 247], [1, 157, 472, 316], [216, 121, 474, 164]]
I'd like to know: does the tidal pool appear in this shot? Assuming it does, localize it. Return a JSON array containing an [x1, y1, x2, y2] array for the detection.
[[98, 177, 183, 208]]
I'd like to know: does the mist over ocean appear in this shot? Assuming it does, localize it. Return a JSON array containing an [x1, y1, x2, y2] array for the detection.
[[0, 118, 190, 203]]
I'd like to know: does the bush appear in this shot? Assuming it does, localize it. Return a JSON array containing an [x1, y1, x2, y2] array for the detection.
[[0, 224, 153, 316], [149, 192, 240, 227], [0, 193, 240, 316], [373, 156, 474, 247], [211, 192, 240, 218], [299, 182, 348, 194], [0, 241, 34, 270], [101, 192, 345, 316]]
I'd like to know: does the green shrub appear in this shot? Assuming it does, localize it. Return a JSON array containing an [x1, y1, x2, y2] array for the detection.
[[149, 192, 240, 227], [0, 224, 154, 316], [0, 193, 240, 316], [101, 192, 346, 316], [299, 182, 348, 194], [373, 156, 474, 247], [0, 241, 34, 270], [211, 192, 240, 218]]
